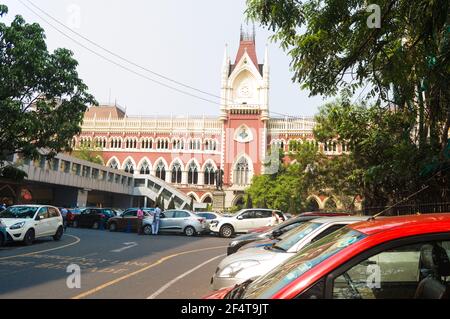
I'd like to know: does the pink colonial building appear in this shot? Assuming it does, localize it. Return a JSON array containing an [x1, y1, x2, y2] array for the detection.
[[76, 30, 349, 210]]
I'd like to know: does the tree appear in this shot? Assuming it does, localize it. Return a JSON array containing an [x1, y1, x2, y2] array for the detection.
[[189, 197, 195, 211], [0, 5, 96, 178], [247, 0, 450, 205], [72, 144, 104, 165]]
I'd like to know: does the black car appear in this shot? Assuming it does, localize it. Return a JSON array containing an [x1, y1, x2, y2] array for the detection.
[[226, 215, 321, 255], [72, 208, 118, 229]]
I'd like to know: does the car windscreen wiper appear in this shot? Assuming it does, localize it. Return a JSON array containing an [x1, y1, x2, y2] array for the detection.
[[270, 245, 287, 252]]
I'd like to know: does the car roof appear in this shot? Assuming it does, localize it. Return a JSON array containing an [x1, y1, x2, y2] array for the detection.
[[11, 205, 50, 208], [350, 213, 450, 236], [311, 215, 369, 224]]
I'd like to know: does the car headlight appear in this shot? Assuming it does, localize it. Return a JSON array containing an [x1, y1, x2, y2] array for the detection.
[[10, 222, 25, 230], [218, 260, 260, 278]]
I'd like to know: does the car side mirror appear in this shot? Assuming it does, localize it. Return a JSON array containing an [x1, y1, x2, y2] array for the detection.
[[237, 216, 243, 220]]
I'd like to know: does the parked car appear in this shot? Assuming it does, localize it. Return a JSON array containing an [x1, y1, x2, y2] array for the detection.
[[209, 209, 287, 238], [72, 208, 118, 229], [196, 212, 222, 231], [107, 208, 153, 232], [0, 219, 7, 246], [246, 212, 352, 235], [0, 205, 64, 246], [206, 213, 450, 299], [227, 215, 326, 256], [210, 216, 368, 291], [66, 208, 83, 226], [143, 210, 207, 236]]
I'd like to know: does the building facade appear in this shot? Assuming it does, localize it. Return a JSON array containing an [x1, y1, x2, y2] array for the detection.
[[76, 30, 349, 210]]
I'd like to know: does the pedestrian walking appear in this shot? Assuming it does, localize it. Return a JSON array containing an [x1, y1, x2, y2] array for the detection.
[[152, 205, 162, 235], [137, 207, 144, 235], [60, 207, 69, 231]]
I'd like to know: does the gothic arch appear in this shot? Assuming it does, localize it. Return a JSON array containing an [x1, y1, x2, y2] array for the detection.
[[231, 153, 254, 186], [169, 158, 185, 171], [137, 157, 152, 174], [187, 192, 200, 202], [201, 193, 214, 204], [106, 156, 121, 169], [201, 159, 218, 172]]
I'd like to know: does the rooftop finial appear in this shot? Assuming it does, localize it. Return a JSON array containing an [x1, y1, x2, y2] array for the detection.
[[240, 23, 256, 43]]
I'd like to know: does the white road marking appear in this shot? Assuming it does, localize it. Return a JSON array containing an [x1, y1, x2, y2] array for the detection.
[[0, 235, 81, 260], [147, 254, 225, 299], [111, 242, 138, 253]]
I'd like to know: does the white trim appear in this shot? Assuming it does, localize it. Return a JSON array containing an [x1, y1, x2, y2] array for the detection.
[[187, 192, 200, 202], [106, 156, 121, 169]]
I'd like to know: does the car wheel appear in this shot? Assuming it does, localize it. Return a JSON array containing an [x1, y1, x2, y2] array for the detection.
[[109, 222, 117, 232], [220, 225, 234, 238], [53, 226, 63, 241], [184, 226, 196, 237], [23, 229, 35, 246], [73, 220, 79, 228], [92, 222, 99, 230], [143, 225, 152, 235]]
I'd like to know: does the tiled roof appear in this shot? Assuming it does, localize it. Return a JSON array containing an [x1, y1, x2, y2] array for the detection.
[[85, 105, 126, 119]]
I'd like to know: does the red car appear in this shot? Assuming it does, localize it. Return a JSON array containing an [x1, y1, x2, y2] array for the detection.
[[206, 213, 450, 299]]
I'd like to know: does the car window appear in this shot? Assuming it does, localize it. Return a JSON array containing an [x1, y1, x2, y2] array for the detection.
[[332, 240, 450, 299], [240, 211, 255, 219], [48, 207, 60, 218], [311, 224, 346, 243], [174, 211, 190, 218], [163, 211, 175, 218], [273, 222, 322, 251], [0, 206, 39, 219], [279, 222, 303, 233], [123, 211, 137, 218], [255, 210, 272, 219], [242, 228, 367, 299], [38, 207, 49, 219]]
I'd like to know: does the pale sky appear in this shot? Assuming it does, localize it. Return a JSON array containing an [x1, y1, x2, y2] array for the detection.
[[3, 0, 328, 117]]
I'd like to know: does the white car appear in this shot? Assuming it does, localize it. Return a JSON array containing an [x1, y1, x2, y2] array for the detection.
[[210, 216, 369, 290], [0, 205, 64, 245], [209, 209, 287, 238]]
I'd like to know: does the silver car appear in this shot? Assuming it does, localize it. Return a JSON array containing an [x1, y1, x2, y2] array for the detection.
[[210, 216, 369, 290], [195, 212, 223, 232], [142, 209, 207, 236]]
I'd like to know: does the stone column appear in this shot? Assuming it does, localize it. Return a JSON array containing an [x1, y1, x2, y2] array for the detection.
[[76, 189, 88, 208]]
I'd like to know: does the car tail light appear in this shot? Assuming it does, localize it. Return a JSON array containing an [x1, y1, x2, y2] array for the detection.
[[198, 218, 205, 223]]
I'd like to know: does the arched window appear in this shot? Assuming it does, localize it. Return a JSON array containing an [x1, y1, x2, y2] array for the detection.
[[156, 161, 166, 180], [325, 198, 337, 211], [171, 162, 182, 184], [188, 162, 199, 184], [140, 161, 151, 175], [234, 157, 250, 186], [109, 159, 119, 170], [306, 198, 320, 212], [204, 163, 216, 186], [203, 196, 213, 204], [124, 160, 135, 174]]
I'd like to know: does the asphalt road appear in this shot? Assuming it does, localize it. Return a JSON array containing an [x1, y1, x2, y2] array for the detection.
[[0, 227, 231, 299]]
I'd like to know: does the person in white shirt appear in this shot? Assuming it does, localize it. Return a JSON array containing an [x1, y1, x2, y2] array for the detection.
[[152, 205, 162, 235], [268, 211, 282, 227]]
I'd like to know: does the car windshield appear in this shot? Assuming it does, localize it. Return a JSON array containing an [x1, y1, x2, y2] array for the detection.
[[0, 206, 39, 219], [272, 222, 322, 251], [241, 227, 367, 299]]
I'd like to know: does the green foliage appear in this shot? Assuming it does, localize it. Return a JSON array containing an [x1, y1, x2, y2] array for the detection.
[[189, 197, 194, 211], [247, 0, 450, 206], [0, 165, 27, 181], [72, 145, 104, 165], [0, 6, 96, 170]]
